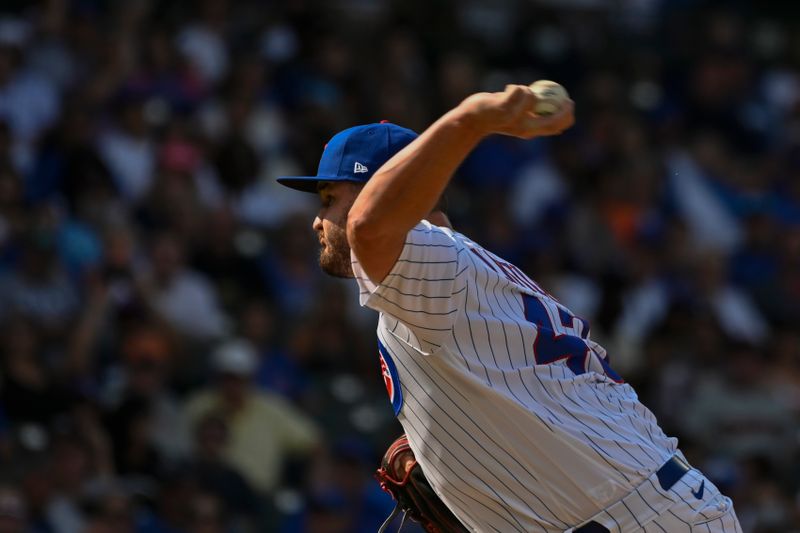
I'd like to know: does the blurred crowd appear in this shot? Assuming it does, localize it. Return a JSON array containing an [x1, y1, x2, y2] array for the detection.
[[0, 0, 798, 532]]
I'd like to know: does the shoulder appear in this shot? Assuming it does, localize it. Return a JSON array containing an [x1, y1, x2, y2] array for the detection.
[[399, 220, 465, 261], [408, 219, 458, 240], [372, 221, 466, 281]]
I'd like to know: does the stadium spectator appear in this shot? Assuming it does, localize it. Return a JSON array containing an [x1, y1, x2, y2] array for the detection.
[[184, 339, 320, 494]]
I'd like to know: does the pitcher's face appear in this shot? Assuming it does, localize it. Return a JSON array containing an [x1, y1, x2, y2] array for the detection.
[[312, 182, 361, 278]]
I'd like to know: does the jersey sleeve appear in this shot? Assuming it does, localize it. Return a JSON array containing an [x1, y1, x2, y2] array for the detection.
[[351, 220, 463, 353]]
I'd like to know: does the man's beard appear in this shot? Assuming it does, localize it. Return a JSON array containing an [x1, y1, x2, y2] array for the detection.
[[318, 225, 354, 278]]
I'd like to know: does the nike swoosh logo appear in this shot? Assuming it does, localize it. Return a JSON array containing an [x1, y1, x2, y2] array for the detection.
[[691, 480, 705, 500]]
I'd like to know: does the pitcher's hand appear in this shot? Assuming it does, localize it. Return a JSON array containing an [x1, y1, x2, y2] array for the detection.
[[458, 84, 574, 140]]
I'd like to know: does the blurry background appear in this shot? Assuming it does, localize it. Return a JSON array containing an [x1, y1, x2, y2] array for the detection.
[[0, 0, 798, 531]]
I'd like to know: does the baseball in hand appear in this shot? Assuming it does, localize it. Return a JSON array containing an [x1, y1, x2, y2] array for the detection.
[[529, 80, 570, 116]]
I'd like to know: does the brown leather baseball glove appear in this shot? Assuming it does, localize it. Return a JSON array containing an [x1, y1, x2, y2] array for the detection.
[[375, 435, 469, 533]]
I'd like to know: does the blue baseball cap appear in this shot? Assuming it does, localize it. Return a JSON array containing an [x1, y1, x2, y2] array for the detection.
[[277, 121, 418, 193]]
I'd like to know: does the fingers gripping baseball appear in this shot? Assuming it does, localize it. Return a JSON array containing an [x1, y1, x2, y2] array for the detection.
[[502, 84, 574, 138], [460, 84, 574, 140]]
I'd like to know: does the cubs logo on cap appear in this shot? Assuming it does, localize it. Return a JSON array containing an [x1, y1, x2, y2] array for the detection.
[[378, 341, 403, 416], [276, 122, 418, 193]]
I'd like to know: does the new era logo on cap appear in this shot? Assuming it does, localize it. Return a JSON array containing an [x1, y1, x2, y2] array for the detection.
[[276, 122, 418, 193]]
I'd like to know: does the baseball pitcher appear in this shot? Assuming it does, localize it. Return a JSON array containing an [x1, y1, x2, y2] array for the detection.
[[277, 85, 742, 532]]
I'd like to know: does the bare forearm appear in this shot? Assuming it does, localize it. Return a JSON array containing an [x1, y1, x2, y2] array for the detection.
[[348, 107, 481, 241], [347, 85, 573, 282]]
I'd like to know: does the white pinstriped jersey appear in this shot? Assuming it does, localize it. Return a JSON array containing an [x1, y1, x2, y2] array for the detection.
[[352, 220, 679, 532]]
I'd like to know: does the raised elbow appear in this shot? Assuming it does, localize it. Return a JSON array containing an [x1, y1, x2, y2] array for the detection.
[[346, 208, 402, 282], [346, 212, 379, 251]]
